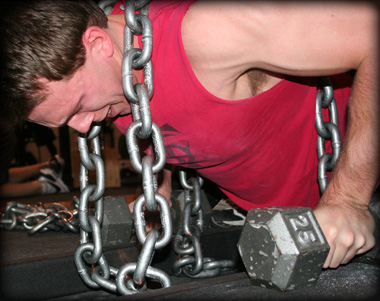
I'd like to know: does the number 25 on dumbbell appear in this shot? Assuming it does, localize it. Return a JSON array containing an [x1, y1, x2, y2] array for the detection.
[[287, 210, 326, 248], [237, 207, 330, 291]]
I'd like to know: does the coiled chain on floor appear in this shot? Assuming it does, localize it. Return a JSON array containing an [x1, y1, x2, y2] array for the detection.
[[173, 170, 237, 278], [74, 1, 172, 295], [0, 201, 79, 234], [315, 76, 341, 193]]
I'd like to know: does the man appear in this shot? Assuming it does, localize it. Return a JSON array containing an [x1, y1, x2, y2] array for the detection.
[[0, 0, 378, 270], [0, 118, 68, 198]]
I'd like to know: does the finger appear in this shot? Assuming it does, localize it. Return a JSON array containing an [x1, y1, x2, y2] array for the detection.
[[329, 230, 355, 268], [128, 201, 135, 212], [323, 243, 335, 268], [330, 226, 370, 268], [329, 244, 349, 268], [341, 233, 369, 264], [343, 231, 375, 264], [356, 234, 375, 255], [321, 225, 338, 268], [341, 246, 359, 264]]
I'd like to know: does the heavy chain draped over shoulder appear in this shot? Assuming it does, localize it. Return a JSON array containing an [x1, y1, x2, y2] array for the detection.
[[315, 77, 341, 194], [0, 0, 342, 294], [73, 0, 172, 295]]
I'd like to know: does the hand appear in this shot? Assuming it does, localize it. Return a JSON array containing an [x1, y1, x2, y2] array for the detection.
[[157, 166, 173, 207], [313, 202, 375, 269], [157, 180, 172, 208]]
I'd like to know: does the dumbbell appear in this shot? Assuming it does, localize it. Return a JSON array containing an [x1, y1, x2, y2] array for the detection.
[[237, 207, 329, 291], [103, 190, 212, 247], [83, 195, 133, 249], [100, 196, 134, 248]]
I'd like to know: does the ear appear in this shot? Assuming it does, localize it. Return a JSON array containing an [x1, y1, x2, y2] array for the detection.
[[82, 26, 114, 58]]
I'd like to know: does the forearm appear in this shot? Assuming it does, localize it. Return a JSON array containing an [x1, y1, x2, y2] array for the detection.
[[8, 163, 45, 183], [157, 164, 176, 205], [320, 55, 379, 207], [0, 181, 42, 198], [313, 55, 378, 268]]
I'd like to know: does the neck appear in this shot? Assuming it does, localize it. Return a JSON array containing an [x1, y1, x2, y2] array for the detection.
[[106, 14, 139, 61]]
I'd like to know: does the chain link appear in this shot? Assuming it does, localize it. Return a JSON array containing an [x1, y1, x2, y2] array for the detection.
[[1, 2, 341, 295], [122, 0, 172, 293], [0, 201, 79, 234], [73, 1, 173, 295], [74, 124, 119, 292], [98, 0, 118, 15], [173, 169, 237, 278], [315, 76, 342, 193]]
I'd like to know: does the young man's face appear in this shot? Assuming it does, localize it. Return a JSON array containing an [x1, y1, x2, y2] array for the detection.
[[27, 55, 131, 133]]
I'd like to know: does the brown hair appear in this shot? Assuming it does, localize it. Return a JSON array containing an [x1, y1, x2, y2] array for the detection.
[[0, 0, 108, 123]]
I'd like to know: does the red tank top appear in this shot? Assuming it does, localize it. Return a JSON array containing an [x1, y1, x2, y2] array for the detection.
[[112, 1, 352, 210]]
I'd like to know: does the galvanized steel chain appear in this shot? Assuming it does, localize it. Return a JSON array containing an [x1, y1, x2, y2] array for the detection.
[[315, 76, 342, 193], [173, 169, 237, 278], [0, 201, 79, 234], [74, 124, 114, 292], [121, 0, 172, 293], [98, 0, 118, 15], [74, 1, 172, 295]]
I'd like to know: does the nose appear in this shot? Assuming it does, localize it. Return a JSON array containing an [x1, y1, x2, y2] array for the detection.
[[67, 113, 95, 134]]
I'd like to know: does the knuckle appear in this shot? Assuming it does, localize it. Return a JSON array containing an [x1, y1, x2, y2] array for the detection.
[[323, 225, 339, 241], [362, 234, 376, 251], [355, 235, 366, 249], [339, 230, 355, 249], [368, 235, 376, 249]]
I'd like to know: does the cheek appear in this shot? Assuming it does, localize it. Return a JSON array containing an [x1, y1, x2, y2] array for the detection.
[[28, 101, 67, 127], [84, 86, 107, 110]]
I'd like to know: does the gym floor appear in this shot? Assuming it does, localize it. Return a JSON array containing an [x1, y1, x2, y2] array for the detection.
[[1, 188, 379, 300]]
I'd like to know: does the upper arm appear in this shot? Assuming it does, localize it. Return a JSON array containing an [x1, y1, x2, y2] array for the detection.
[[184, 1, 378, 77], [252, 2, 377, 75]]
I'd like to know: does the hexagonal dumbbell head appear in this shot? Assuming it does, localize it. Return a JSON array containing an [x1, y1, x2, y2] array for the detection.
[[237, 207, 329, 291], [101, 196, 134, 249]]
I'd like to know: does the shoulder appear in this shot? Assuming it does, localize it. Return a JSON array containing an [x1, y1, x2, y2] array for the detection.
[[182, 1, 376, 76]]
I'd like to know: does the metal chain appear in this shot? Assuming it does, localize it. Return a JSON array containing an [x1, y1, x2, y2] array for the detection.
[[172, 76, 341, 278], [98, 0, 118, 15], [315, 76, 342, 193], [173, 169, 237, 278], [120, 0, 172, 293], [74, 124, 115, 292], [0, 201, 79, 234], [74, 1, 172, 295], [1, 1, 340, 294], [0, 0, 343, 292]]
